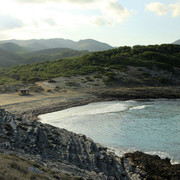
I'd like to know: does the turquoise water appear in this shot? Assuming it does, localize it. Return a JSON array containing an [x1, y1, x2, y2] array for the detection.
[[39, 99, 180, 164]]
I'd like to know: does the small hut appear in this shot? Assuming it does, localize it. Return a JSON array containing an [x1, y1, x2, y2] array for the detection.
[[18, 89, 29, 96]]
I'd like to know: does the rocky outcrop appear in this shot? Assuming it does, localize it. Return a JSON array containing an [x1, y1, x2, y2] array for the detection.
[[0, 109, 129, 179], [122, 151, 180, 180], [1, 109, 180, 179]]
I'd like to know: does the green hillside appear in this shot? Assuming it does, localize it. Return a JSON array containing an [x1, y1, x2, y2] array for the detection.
[[0, 47, 89, 67], [25, 48, 89, 64], [0, 48, 24, 67], [0, 42, 29, 54], [0, 44, 180, 85]]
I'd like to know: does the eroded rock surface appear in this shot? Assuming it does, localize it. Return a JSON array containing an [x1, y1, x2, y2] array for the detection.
[[122, 151, 180, 180], [0, 109, 129, 179], [1, 109, 180, 179]]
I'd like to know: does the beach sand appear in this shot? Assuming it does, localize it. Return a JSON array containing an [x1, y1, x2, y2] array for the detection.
[[1, 86, 180, 119]]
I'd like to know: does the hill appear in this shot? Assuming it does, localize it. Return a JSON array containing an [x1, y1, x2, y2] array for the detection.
[[76, 39, 113, 51], [173, 39, 180, 44], [0, 38, 114, 52], [0, 48, 24, 67], [0, 42, 29, 54], [0, 46, 89, 67], [25, 48, 89, 64], [0, 38, 112, 67], [0, 44, 179, 86]]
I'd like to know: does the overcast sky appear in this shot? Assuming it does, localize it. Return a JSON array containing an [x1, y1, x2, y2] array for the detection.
[[0, 0, 180, 46]]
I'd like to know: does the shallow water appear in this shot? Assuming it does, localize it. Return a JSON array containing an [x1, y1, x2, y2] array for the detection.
[[39, 99, 180, 164]]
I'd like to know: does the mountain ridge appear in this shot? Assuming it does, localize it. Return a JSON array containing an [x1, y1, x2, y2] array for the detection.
[[0, 38, 113, 67], [0, 38, 114, 52], [0, 42, 29, 54], [173, 39, 180, 44]]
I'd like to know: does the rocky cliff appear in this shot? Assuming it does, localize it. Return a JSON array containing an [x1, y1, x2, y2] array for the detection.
[[0, 109, 129, 179], [0, 109, 179, 180]]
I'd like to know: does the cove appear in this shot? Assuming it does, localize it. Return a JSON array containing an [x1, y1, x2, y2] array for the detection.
[[39, 99, 180, 164]]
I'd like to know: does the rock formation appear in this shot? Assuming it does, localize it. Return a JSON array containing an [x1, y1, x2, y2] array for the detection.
[[0, 108, 179, 179], [0, 109, 128, 179]]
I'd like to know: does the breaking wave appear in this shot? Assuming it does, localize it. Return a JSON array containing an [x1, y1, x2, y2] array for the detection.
[[39, 99, 180, 164]]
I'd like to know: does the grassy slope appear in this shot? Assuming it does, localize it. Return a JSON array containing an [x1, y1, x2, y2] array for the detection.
[[0, 152, 83, 180], [0, 44, 179, 86]]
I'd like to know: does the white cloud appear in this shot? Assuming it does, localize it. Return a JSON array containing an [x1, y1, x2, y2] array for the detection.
[[103, 1, 131, 23], [145, 1, 180, 17], [146, 2, 168, 16], [170, 2, 180, 17], [44, 18, 56, 26], [14, 0, 95, 4], [91, 16, 113, 26], [0, 0, 133, 40], [0, 15, 24, 30], [4, 0, 132, 27]]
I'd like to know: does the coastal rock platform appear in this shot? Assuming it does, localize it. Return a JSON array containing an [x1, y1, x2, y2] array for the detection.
[[0, 108, 179, 179]]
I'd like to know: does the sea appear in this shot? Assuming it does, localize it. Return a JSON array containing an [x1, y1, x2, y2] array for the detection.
[[39, 99, 180, 164]]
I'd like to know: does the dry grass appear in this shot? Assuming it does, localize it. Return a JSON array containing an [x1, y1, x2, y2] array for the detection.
[[0, 152, 84, 180]]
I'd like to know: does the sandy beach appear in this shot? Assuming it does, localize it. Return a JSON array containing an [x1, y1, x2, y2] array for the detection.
[[0, 86, 179, 120], [0, 89, 100, 118]]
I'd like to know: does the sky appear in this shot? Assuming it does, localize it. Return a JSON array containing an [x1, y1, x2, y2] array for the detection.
[[0, 0, 180, 46]]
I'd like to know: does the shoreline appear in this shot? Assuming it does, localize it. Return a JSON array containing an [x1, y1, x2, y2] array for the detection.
[[38, 98, 180, 166], [1, 86, 180, 119], [1, 102, 180, 180], [1, 87, 180, 179]]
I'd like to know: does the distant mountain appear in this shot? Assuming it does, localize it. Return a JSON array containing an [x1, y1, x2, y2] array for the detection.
[[0, 38, 113, 52], [0, 42, 29, 54], [0, 48, 23, 67], [0, 38, 113, 67], [76, 39, 113, 51], [0, 46, 89, 67], [173, 39, 180, 44]]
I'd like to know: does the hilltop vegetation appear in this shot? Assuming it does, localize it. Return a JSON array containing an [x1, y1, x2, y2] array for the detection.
[[25, 48, 89, 64], [0, 44, 180, 86]]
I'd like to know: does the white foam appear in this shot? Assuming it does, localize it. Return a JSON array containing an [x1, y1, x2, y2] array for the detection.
[[108, 148, 180, 165], [39, 100, 180, 165], [39, 101, 129, 122], [80, 103, 128, 115], [129, 105, 147, 110], [145, 151, 179, 165]]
